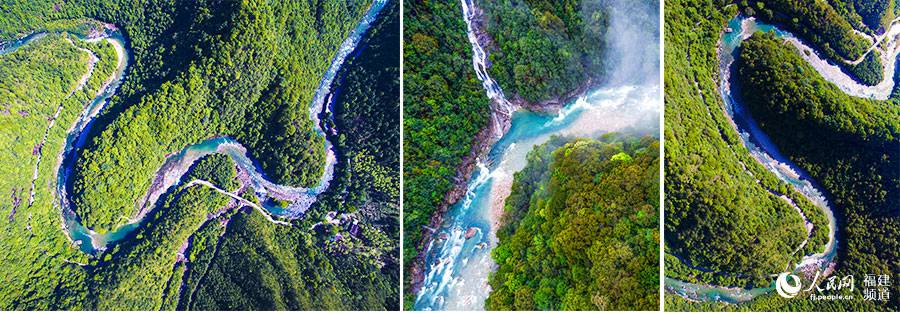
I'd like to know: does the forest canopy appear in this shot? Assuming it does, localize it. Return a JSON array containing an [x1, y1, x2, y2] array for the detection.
[[666, 0, 899, 310], [402, 1, 491, 306], [0, 0, 399, 310], [487, 135, 660, 311], [483, 0, 608, 103]]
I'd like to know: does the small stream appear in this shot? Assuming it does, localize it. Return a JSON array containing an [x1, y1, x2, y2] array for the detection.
[[0, 33, 48, 55]]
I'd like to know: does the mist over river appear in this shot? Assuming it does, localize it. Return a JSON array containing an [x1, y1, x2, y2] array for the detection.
[[413, 0, 660, 310]]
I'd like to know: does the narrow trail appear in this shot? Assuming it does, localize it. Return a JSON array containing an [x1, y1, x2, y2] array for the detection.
[[185, 180, 290, 226], [843, 17, 900, 65]]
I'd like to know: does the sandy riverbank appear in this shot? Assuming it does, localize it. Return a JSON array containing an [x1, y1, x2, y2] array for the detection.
[[741, 17, 900, 100]]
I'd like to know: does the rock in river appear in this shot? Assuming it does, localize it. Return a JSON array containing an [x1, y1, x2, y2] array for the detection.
[[465, 226, 479, 239]]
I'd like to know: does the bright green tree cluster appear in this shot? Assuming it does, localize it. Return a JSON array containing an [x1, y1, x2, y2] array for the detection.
[[739, 0, 885, 85], [487, 135, 660, 311], [482, 0, 608, 103], [735, 31, 899, 310], [185, 153, 240, 192], [64, 0, 372, 233], [0, 0, 399, 310], [0, 30, 118, 309]]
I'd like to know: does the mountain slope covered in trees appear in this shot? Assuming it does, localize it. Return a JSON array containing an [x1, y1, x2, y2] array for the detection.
[[402, 1, 491, 306], [487, 135, 660, 311], [0, 0, 399, 309], [482, 0, 608, 103], [666, 0, 899, 311], [733, 31, 899, 310], [664, 0, 821, 289], [739, 0, 887, 85]]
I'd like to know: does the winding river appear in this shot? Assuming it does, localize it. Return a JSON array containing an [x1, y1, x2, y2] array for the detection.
[[26, 0, 388, 254], [413, 0, 659, 310], [0, 33, 48, 55], [662, 15, 895, 303]]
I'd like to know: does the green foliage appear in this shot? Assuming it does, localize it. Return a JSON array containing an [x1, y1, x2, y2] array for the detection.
[[746, 0, 870, 61], [185, 153, 239, 192], [0, 0, 399, 310], [0, 30, 117, 309], [181, 208, 396, 310], [402, 2, 607, 307], [487, 135, 660, 311], [175, 213, 230, 310], [240, 186, 260, 205], [665, 0, 821, 288], [483, 0, 607, 103], [739, 0, 884, 85], [845, 50, 884, 86], [738, 32, 899, 145], [65, 0, 371, 233], [736, 31, 900, 309], [308, 1, 400, 308], [321, 0, 401, 211], [667, 0, 900, 310], [849, 0, 895, 32], [402, 0, 491, 298], [90, 183, 230, 310]]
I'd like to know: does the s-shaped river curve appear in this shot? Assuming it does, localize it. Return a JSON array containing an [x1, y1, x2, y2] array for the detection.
[[51, 0, 388, 255], [664, 16, 871, 304]]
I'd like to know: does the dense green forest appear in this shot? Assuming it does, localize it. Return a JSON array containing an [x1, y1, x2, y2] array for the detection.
[[0, 29, 118, 309], [666, 0, 899, 311], [734, 31, 899, 310], [402, 0, 491, 306], [745, 0, 869, 61], [828, 0, 896, 33], [184, 154, 240, 192], [402, 0, 611, 308], [665, 0, 826, 289], [850, 0, 895, 32], [65, 0, 371, 233], [738, 0, 885, 85], [0, 0, 399, 310], [324, 0, 401, 213], [482, 0, 607, 103], [486, 135, 659, 310]]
